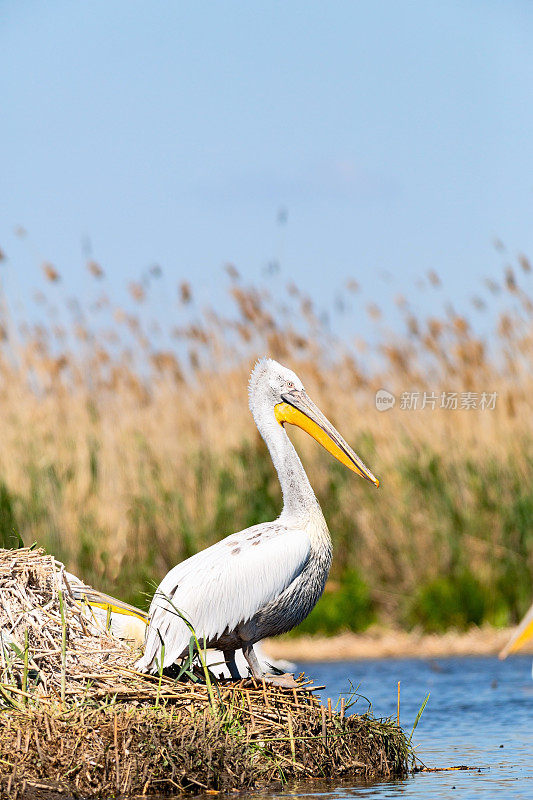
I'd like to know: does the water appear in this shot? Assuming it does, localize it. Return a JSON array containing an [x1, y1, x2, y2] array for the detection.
[[246, 655, 533, 800]]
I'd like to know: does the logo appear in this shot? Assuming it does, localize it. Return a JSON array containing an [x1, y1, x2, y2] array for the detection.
[[375, 389, 396, 412]]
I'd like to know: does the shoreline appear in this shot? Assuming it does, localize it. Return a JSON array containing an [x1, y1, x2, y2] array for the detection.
[[263, 625, 533, 662]]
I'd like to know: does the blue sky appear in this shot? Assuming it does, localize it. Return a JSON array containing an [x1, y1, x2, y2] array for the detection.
[[1, 1, 532, 340]]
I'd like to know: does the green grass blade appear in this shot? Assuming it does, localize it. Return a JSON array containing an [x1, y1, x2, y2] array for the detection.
[[408, 693, 430, 743], [153, 591, 217, 709], [155, 642, 165, 709]]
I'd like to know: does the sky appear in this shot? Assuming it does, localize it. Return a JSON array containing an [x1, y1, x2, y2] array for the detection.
[[1, 1, 533, 342]]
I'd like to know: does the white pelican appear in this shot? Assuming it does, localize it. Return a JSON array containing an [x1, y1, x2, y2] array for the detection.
[[499, 601, 533, 662], [60, 569, 148, 642], [136, 358, 379, 685], [55, 566, 292, 676]]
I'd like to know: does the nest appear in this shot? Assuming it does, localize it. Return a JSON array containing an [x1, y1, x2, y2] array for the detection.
[[0, 547, 139, 703], [0, 548, 412, 797]]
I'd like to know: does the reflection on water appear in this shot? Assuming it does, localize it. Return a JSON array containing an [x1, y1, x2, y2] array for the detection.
[[239, 655, 533, 800]]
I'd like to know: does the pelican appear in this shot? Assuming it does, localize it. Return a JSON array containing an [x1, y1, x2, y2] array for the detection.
[[499, 601, 533, 664], [136, 358, 379, 684], [46, 562, 291, 676], [60, 569, 148, 642]]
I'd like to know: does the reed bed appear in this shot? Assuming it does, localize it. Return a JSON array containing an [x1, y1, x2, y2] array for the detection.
[[0, 700, 410, 797], [0, 547, 411, 797], [0, 247, 532, 632]]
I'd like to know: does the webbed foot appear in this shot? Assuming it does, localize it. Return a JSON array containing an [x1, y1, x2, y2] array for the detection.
[[261, 671, 300, 688]]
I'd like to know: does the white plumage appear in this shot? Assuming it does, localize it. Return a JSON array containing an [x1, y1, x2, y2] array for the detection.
[[143, 526, 310, 669], [136, 358, 378, 684]]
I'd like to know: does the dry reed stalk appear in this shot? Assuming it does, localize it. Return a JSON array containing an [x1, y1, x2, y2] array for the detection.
[[397, 681, 400, 726], [0, 257, 531, 633]]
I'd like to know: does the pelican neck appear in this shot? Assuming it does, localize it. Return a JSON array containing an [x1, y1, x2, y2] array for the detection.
[[260, 413, 321, 519]]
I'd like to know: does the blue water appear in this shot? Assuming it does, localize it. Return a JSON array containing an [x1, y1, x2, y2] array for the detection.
[[249, 655, 533, 800]]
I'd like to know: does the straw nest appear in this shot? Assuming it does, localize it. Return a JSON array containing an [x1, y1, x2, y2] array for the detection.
[[0, 548, 412, 797], [0, 547, 138, 703]]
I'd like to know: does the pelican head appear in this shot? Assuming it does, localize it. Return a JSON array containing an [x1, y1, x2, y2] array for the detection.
[[249, 358, 379, 487]]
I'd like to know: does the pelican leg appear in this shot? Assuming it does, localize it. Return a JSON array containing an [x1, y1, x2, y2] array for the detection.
[[243, 644, 299, 688], [223, 649, 241, 681], [243, 643, 263, 679]]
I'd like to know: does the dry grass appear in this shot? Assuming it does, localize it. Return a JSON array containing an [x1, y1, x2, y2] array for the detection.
[[0, 703, 411, 798], [0, 251, 531, 630], [0, 548, 411, 797]]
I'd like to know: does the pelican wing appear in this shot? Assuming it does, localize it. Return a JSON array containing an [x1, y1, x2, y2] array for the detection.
[[137, 523, 310, 671]]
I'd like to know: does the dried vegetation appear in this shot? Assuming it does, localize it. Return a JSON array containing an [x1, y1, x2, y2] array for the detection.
[[0, 548, 411, 797], [0, 246, 531, 632]]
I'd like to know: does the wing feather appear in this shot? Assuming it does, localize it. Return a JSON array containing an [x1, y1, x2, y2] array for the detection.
[[136, 523, 310, 671]]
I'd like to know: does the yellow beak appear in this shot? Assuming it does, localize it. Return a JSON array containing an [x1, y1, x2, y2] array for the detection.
[[274, 392, 379, 487], [499, 602, 533, 659]]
